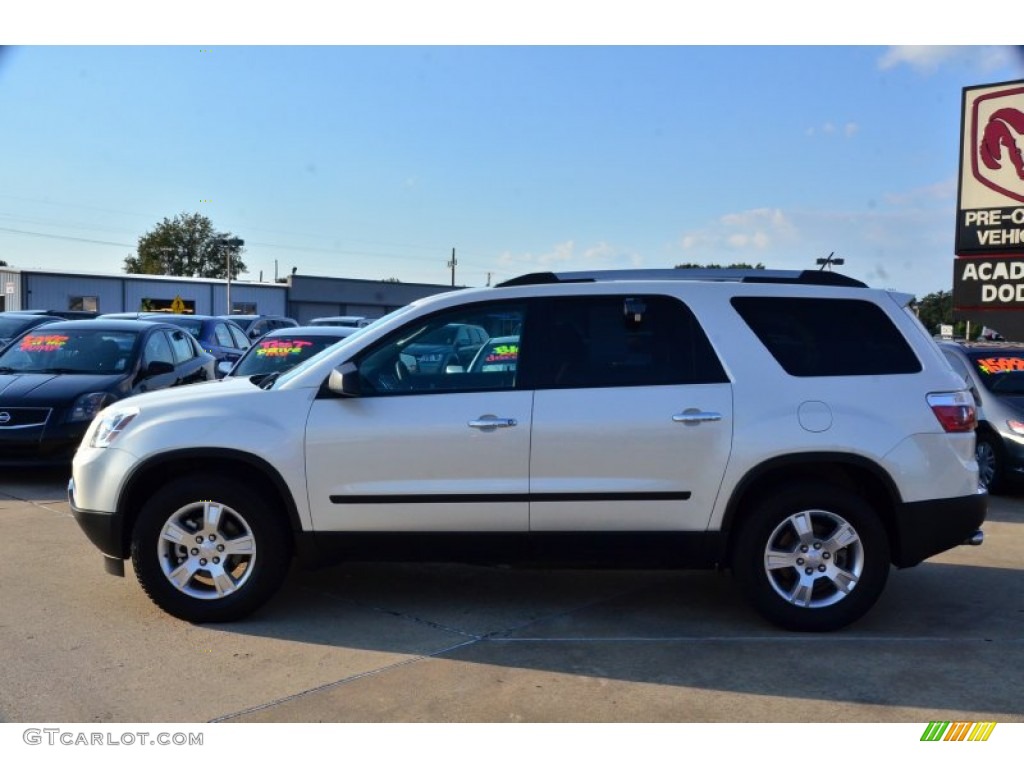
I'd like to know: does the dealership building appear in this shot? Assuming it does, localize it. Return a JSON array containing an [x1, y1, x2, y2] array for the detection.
[[0, 267, 456, 323]]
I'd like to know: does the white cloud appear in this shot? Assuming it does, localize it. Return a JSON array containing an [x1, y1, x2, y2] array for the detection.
[[681, 208, 798, 254], [878, 45, 1019, 74], [806, 121, 860, 139], [882, 178, 958, 207], [496, 239, 643, 276]]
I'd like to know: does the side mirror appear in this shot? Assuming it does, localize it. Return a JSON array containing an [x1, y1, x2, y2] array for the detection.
[[144, 360, 175, 378], [445, 364, 465, 374], [217, 360, 234, 377], [327, 361, 361, 397]]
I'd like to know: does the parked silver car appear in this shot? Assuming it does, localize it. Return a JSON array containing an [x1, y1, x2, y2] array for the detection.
[[938, 340, 1024, 493]]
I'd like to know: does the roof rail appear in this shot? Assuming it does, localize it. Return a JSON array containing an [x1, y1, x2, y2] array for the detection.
[[496, 269, 867, 288]]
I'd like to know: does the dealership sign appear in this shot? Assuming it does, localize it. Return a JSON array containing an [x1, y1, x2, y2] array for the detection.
[[954, 81, 1024, 336], [954, 256, 1024, 308], [956, 80, 1024, 256]]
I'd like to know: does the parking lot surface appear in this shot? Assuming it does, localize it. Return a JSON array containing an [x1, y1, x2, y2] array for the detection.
[[0, 467, 1021, 723]]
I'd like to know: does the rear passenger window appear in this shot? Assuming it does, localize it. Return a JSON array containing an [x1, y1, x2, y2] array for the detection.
[[169, 330, 197, 363], [731, 297, 921, 377], [536, 295, 728, 389]]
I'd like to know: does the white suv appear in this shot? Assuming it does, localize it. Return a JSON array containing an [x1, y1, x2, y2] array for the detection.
[[69, 269, 987, 631]]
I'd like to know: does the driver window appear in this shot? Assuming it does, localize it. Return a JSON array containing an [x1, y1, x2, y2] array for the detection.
[[356, 303, 525, 395]]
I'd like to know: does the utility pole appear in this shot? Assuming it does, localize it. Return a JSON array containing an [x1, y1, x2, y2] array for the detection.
[[218, 237, 244, 313], [448, 248, 457, 287]]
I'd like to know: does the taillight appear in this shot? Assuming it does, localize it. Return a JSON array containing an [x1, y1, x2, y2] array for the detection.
[[927, 392, 977, 433]]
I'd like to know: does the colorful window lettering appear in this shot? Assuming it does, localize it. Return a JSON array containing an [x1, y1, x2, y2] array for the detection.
[[484, 344, 518, 364], [20, 334, 69, 352], [255, 339, 313, 358], [976, 356, 1024, 374]]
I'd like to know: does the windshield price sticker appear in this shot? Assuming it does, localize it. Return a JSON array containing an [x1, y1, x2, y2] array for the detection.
[[255, 339, 312, 357], [20, 334, 70, 352], [485, 344, 518, 363], [976, 356, 1024, 373]]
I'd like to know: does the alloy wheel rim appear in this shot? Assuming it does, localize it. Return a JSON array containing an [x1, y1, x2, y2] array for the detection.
[[762, 509, 864, 608], [157, 500, 257, 600]]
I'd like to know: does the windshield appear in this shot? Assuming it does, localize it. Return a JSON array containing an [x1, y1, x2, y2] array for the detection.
[[0, 329, 138, 374], [971, 354, 1024, 395], [232, 335, 344, 377]]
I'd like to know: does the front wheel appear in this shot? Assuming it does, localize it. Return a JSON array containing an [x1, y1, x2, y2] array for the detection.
[[130, 475, 292, 622], [975, 433, 1005, 494], [732, 485, 890, 632]]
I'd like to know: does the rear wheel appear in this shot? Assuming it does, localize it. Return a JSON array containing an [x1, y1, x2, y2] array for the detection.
[[732, 485, 890, 632], [130, 474, 292, 622]]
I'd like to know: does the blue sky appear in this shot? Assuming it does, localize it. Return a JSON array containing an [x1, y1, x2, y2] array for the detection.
[[1, 40, 1022, 297]]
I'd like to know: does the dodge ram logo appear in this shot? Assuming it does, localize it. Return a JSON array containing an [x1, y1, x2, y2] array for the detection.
[[972, 86, 1024, 204]]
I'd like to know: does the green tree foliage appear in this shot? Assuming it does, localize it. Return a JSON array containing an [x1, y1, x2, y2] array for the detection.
[[912, 290, 970, 337], [125, 212, 246, 279], [675, 262, 765, 269]]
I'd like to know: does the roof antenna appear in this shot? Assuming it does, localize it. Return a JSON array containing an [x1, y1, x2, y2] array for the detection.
[[815, 252, 845, 271]]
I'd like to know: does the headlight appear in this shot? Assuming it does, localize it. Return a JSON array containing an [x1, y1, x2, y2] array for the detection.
[[89, 406, 140, 448], [68, 393, 115, 423]]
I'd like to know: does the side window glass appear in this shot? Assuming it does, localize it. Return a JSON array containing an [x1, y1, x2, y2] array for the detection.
[[214, 323, 235, 348], [228, 324, 250, 348], [537, 294, 727, 389], [169, 329, 196, 363], [144, 331, 175, 366], [731, 297, 921, 377], [356, 303, 525, 395]]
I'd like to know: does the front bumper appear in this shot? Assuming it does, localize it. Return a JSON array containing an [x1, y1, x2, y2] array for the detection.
[[892, 487, 988, 567], [68, 476, 127, 560], [0, 421, 89, 466]]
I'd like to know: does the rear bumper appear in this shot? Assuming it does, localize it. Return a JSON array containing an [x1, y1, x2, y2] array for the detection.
[[892, 488, 987, 567]]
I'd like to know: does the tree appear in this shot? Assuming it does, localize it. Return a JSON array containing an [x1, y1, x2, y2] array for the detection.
[[913, 289, 968, 337], [125, 212, 246, 279], [675, 262, 765, 269]]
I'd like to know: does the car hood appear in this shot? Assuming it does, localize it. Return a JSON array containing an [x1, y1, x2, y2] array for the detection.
[[105, 374, 255, 412], [0, 373, 128, 405]]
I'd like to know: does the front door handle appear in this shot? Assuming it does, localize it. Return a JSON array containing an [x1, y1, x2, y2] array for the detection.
[[672, 410, 722, 424], [468, 416, 518, 430]]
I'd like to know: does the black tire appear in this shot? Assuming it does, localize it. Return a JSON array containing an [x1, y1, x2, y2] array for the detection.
[[732, 485, 890, 632], [130, 474, 292, 623], [975, 433, 1005, 494]]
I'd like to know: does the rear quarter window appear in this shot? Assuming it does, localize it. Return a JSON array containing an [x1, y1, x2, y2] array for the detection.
[[731, 296, 921, 377]]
